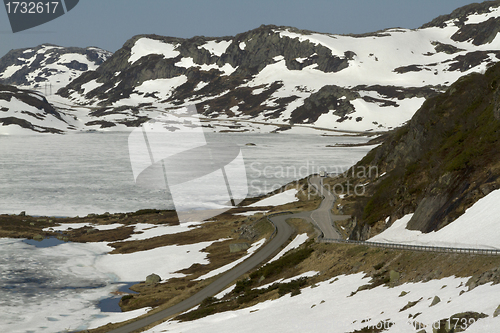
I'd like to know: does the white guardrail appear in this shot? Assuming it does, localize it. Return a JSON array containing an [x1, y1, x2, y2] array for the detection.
[[319, 238, 500, 256]]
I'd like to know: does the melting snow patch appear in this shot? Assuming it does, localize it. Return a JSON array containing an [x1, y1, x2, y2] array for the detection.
[[233, 210, 269, 217], [268, 233, 309, 263], [96, 239, 227, 282], [195, 238, 266, 281], [125, 222, 203, 241], [370, 190, 500, 249], [248, 189, 299, 207], [199, 40, 231, 56], [43, 223, 124, 232], [129, 38, 180, 64], [144, 274, 500, 333]]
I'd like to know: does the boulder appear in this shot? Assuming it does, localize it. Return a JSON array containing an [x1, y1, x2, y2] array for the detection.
[[33, 234, 44, 241], [145, 273, 161, 285], [430, 296, 441, 307], [389, 270, 400, 284], [229, 243, 250, 253], [494, 304, 500, 317]]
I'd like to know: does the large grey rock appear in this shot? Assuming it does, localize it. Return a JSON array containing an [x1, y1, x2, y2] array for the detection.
[[389, 270, 400, 284], [229, 243, 250, 253], [145, 273, 161, 285]]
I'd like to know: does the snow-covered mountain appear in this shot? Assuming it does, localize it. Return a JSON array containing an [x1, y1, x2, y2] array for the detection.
[[2, 1, 500, 134], [52, 1, 500, 134], [0, 44, 111, 94], [0, 44, 111, 134]]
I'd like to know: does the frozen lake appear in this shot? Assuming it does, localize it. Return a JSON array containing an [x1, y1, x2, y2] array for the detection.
[[0, 132, 374, 332], [0, 132, 373, 217]]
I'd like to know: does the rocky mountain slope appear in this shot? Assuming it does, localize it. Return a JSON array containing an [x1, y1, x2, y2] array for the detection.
[[50, 0, 500, 134], [335, 59, 500, 241], [0, 44, 111, 94], [0, 84, 78, 134], [1, 1, 500, 134]]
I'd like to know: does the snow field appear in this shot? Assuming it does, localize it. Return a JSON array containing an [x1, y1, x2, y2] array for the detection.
[[144, 273, 500, 333], [370, 189, 500, 250]]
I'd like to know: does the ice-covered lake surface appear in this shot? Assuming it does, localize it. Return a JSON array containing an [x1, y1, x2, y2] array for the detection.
[[0, 132, 374, 332], [0, 132, 373, 217]]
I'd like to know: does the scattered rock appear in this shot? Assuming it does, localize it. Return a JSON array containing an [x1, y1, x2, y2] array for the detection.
[[229, 243, 250, 253], [238, 225, 258, 240], [430, 296, 441, 307], [245, 143, 256, 146], [494, 304, 500, 317], [19, 211, 26, 216], [399, 291, 409, 297], [432, 312, 488, 333], [467, 267, 500, 291], [389, 270, 400, 284], [145, 273, 161, 285], [33, 234, 44, 241]]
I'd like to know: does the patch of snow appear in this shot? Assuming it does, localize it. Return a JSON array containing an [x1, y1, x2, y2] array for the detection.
[[0, 64, 23, 79], [239, 42, 246, 50], [129, 38, 180, 64], [175, 58, 235, 76], [268, 233, 309, 263], [233, 210, 269, 217], [96, 239, 227, 282], [43, 222, 122, 232], [213, 284, 236, 299], [251, 87, 267, 95], [465, 6, 500, 24], [125, 222, 203, 241], [248, 189, 299, 207], [194, 81, 209, 91], [256, 271, 320, 290], [199, 40, 231, 56], [81, 79, 103, 94], [195, 238, 266, 281], [370, 189, 500, 249]]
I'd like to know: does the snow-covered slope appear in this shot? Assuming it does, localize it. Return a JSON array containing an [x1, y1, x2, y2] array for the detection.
[[0, 44, 111, 93], [52, 1, 500, 134], [369, 189, 500, 250], [145, 273, 500, 333], [0, 44, 111, 134], [0, 84, 79, 134]]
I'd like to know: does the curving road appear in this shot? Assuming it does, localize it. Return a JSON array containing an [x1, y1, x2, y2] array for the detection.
[[105, 175, 343, 333], [106, 214, 294, 333], [308, 176, 349, 240]]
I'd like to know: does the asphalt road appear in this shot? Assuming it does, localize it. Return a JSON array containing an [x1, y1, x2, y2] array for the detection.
[[308, 176, 349, 240], [105, 175, 345, 333], [106, 214, 294, 333]]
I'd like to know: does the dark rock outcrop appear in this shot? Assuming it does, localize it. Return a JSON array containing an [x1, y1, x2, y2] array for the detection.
[[349, 61, 500, 239]]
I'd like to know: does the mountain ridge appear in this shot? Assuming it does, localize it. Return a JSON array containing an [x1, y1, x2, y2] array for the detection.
[[2, 1, 500, 134]]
